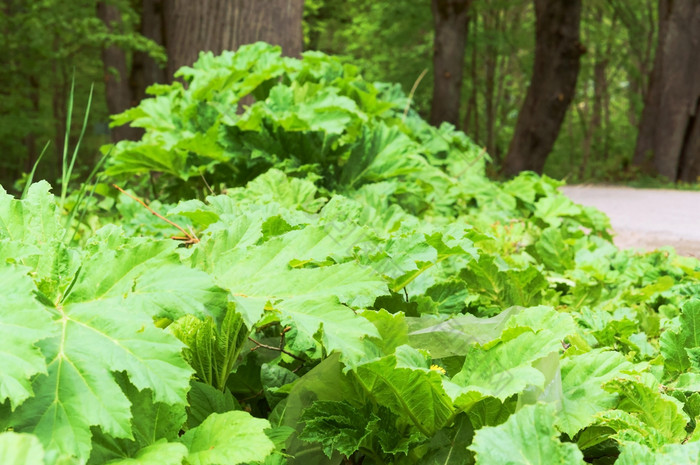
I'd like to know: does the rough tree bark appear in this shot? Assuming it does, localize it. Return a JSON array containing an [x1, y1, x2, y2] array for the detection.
[[97, 2, 142, 142], [430, 0, 473, 127], [632, 0, 700, 182], [162, 0, 305, 78], [99, 0, 304, 142], [502, 0, 584, 177]]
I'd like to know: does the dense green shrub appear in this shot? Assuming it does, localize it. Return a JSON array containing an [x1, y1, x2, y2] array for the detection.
[[2, 45, 700, 464]]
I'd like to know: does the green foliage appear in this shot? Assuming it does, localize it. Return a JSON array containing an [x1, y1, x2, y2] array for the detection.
[[105, 43, 483, 205], [469, 403, 586, 464], [170, 306, 249, 392], [5, 44, 700, 464], [0, 0, 164, 192], [303, 0, 434, 114], [305, 0, 658, 182]]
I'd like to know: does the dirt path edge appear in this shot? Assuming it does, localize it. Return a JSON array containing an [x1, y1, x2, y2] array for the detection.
[[560, 185, 700, 258]]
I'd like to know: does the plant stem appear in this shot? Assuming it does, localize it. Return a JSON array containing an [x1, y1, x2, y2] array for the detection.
[[112, 184, 198, 243]]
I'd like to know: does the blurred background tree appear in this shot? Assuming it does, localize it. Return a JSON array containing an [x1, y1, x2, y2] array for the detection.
[[1, 0, 163, 190], [2, 0, 698, 191]]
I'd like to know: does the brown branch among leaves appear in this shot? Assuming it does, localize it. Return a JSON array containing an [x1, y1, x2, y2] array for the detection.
[[112, 184, 199, 245], [248, 336, 306, 363]]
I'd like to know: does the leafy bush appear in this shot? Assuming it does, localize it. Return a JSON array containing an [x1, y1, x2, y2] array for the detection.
[[104, 43, 482, 208], [3, 44, 700, 464]]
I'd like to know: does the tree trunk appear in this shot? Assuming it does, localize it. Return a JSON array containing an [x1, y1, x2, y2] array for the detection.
[[502, 0, 584, 176], [580, 6, 609, 179], [632, 0, 700, 182], [97, 2, 142, 142], [591, 57, 607, 159], [483, 4, 499, 158], [162, 0, 305, 78], [612, 0, 656, 129], [131, 0, 166, 102], [430, 0, 473, 127], [463, 16, 479, 142]]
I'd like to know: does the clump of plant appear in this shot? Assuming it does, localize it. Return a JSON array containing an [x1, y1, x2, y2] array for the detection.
[[104, 42, 484, 209]]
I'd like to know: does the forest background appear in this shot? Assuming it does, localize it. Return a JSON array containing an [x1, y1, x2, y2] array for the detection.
[[2, 0, 699, 192]]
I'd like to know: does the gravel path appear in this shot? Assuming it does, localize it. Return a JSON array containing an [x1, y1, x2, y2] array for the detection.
[[560, 185, 700, 258]]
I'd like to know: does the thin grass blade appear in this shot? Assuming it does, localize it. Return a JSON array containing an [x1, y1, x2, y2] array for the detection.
[[21, 141, 50, 199]]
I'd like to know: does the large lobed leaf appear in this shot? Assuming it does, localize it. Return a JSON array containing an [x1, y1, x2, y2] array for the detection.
[[0, 185, 231, 462], [192, 220, 388, 365]]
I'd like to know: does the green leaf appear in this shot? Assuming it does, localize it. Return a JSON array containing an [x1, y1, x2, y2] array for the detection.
[[597, 410, 667, 448], [418, 278, 470, 315], [170, 305, 249, 391], [460, 255, 547, 314], [177, 43, 288, 101], [261, 363, 300, 411], [372, 406, 426, 455], [0, 264, 53, 410], [672, 372, 700, 391], [446, 307, 576, 410], [299, 400, 376, 458], [603, 377, 689, 444], [180, 411, 275, 465], [71, 226, 228, 322], [387, 228, 478, 292], [7, 235, 197, 461], [354, 345, 454, 436], [339, 124, 422, 188], [467, 397, 516, 430], [407, 307, 518, 359], [195, 224, 386, 365], [272, 354, 366, 463], [0, 432, 45, 465], [558, 350, 635, 437], [103, 141, 188, 178], [469, 403, 585, 465], [0, 182, 63, 244], [661, 299, 700, 375], [240, 82, 364, 135], [419, 414, 475, 465], [90, 373, 186, 463], [361, 309, 409, 357], [0, 183, 78, 301], [533, 195, 583, 227], [244, 169, 326, 213], [616, 440, 700, 465], [186, 381, 239, 429], [578, 307, 639, 348], [446, 331, 557, 408], [534, 227, 575, 273], [102, 442, 187, 465]]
